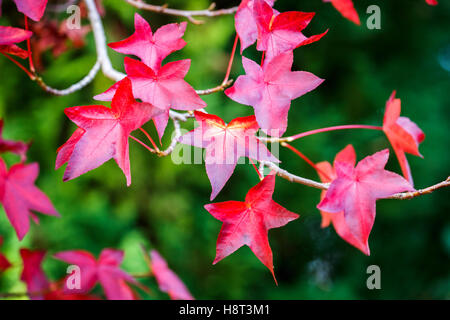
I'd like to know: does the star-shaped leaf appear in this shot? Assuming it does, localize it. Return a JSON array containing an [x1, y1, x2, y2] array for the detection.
[[316, 145, 371, 254], [317, 149, 414, 255], [382, 91, 425, 185], [179, 111, 279, 200], [54, 249, 137, 300], [253, 0, 328, 59], [225, 52, 324, 137], [56, 77, 164, 186], [0, 159, 59, 240], [108, 13, 187, 70], [95, 57, 206, 139], [235, 0, 275, 53], [204, 174, 299, 282]]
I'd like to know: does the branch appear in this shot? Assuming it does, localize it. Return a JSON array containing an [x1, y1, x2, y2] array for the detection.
[[124, 0, 238, 24], [388, 177, 450, 199], [35, 61, 101, 96], [263, 161, 450, 200]]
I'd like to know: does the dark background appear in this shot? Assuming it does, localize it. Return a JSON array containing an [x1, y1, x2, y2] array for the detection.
[[0, 0, 449, 299]]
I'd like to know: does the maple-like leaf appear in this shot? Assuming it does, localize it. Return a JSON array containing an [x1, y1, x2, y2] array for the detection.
[[56, 77, 164, 186], [382, 91, 425, 185], [20, 248, 50, 299], [149, 250, 194, 300], [0, 236, 11, 273], [323, 0, 360, 25], [109, 13, 187, 70], [179, 111, 279, 200], [204, 174, 299, 281], [54, 249, 137, 300], [235, 0, 275, 53], [0, 25, 32, 59], [95, 58, 206, 139], [253, 0, 328, 59], [0, 158, 59, 240], [13, 0, 48, 22], [0, 119, 29, 160], [225, 52, 324, 137], [317, 149, 414, 255], [316, 145, 371, 254]]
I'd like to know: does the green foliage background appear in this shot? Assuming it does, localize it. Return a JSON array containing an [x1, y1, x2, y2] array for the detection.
[[0, 0, 449, 299]]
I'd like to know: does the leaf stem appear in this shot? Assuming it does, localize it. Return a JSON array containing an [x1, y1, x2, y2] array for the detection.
[[261, 124, 383, 143], [24, 16, 35, 73], [222, 33, 238, 85], [1, 53, 35, 79], [139, 128, 159, 151], [281, 142, 332, 181], [130, 135, 156, 154]]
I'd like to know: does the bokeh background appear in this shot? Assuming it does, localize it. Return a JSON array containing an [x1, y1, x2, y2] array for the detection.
[[0, 0, 449, 299]]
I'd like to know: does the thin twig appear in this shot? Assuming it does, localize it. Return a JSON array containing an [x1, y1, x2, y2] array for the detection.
[[35, 61, 101, 96], [124, 0, 238, 24]]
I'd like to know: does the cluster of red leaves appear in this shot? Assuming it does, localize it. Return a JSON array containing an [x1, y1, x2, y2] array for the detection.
[[0, 245, 193, 300], [53, 0, 428, 282]]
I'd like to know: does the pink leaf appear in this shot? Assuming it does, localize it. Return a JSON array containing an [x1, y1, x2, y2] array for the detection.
[[0, 159, 59, 240], [225, 52, 324, 137], [108, 13, 187, 70], [54, 248, 137, 300], [13, 0, 48, 22], [95, 58, 206, 139], [179, 111, 279, 200], [317, 149, 414, 255], [150, 250, 194, 300]]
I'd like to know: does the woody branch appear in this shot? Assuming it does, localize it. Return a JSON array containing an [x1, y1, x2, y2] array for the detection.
[[124, 0, 238, 24]]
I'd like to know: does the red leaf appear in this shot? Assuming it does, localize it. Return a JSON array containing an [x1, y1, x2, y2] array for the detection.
[[13, 0, 48, 22], [0, 119, 29, 160], [253, 0, 327, 59], [225, 52, 324, 137], [20, 248, 49, 299], [0, 236, 11, 273], [109, 13, 187, 70], [150, 250, 194, 300], [382, 91, 425, 185], [0, 25, 32, 59], [317, 149, 414, 255], [54, 248, 137, 300], [204, 174, 299, 282], [0, 159, 59, 240], [179, 111, 279, 200], [425, 0, 438, 5], [95, 58, 206, 139], [323, 0, 361, 25], [57, 78, 164, 186], [234, 0, 275, 53]]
